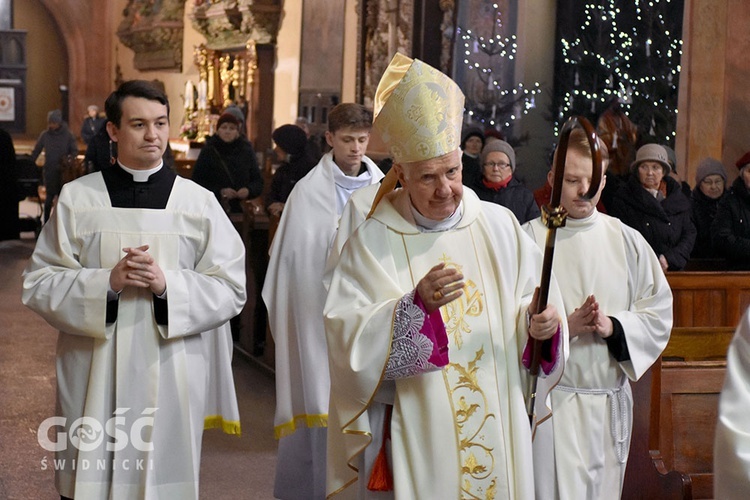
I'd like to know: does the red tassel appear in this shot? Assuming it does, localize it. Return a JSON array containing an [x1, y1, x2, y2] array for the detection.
[[367, 404, 393, 491]]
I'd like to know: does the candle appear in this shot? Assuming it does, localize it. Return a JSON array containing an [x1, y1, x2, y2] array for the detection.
[[184, 81, 194, 110], [198, 80, 207, 110]]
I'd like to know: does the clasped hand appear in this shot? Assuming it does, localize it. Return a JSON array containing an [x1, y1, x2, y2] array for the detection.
[[567, 294, 614, 339], [109, 245, 166, 296]]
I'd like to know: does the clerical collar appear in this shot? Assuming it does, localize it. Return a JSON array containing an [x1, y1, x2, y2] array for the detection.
[[565, 209, 599, 230], [333, 163, 372, 190], [410, 200, 463, 233], [118, 160, 164, 182]]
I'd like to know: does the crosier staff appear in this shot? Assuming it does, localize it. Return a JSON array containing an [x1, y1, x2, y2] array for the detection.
[[525, 116, 603, 427]]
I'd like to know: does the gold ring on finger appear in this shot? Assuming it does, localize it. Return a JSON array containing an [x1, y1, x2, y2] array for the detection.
[[433, 290, 443, 300]]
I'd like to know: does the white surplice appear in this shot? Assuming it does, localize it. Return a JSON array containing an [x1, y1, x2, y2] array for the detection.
[[324, 189, 568, 499], [714, 307, 750, 499], [524, 211, 672, 500], [22, 172, 246, 499], [262, 152, 383, 499]]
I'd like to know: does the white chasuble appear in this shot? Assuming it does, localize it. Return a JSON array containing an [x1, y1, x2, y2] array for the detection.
[[324, 190, 568, 499], [23, 173, 246, 499], [525, 211, 672, 500]]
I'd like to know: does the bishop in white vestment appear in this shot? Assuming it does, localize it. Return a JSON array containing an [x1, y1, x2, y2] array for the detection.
[[324, 53, 567, 500]]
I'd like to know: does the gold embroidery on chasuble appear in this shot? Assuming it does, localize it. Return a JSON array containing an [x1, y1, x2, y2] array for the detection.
[[438, 254, 500, 499]]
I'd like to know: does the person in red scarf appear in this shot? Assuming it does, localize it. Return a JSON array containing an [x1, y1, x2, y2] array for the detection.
[[470, 139, 540, 224]]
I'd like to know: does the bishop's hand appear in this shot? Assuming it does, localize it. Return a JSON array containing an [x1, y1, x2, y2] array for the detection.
[[417, 262, 464, 314]]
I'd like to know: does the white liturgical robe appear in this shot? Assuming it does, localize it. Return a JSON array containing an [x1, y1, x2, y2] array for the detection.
[[262, 152, 383, 499], [524, 211, 672, 500], [324, 189, 568, 499], [714, 307, 750, 499], [22, 172, 246, 499]]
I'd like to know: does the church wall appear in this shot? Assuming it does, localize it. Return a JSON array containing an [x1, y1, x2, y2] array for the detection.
[[341, 0, 359, 103], [672, 0, 747, 187], [273, 1, 303, 131], [111, 0, 205, 139], [722, 0, 750, 180], [14, 1, 68, 138], [515, 0, 558, 191]]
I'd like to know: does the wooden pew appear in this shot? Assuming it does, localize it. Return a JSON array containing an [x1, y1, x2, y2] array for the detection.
[[624, 326, 735, 499], [623, 271, 748, 499], [667, 272, 750, 328]]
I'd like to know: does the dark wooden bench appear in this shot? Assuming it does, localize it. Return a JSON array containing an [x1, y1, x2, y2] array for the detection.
[[623, 271, 750, 499]]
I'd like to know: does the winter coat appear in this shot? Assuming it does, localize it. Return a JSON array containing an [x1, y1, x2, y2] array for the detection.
[[471, 176, 541, 224], [192, 134, 263, 213], [609, 175, 696, 270], [712, 176, 750, 270], [691, 186, 727, 259]]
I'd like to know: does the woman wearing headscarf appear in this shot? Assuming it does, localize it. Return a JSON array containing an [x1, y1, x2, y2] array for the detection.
[[609, 143, 696, 271], [192, 112, 263, 213], [470, 139, 540, 224], [691, 157, 728, 259]]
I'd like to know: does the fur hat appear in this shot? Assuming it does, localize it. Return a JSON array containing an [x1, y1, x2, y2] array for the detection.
[[631, 144, 670, 175], [272, 124, 308, 156], [480, 139, 516, 172], [735, 151, 750, 171], [47, 109, 63, 124], [216, 112, 240, 129], [695, 157, 727, 185]]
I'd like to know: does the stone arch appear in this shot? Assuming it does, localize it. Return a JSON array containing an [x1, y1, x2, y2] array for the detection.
[[36, 0, 113, 133]]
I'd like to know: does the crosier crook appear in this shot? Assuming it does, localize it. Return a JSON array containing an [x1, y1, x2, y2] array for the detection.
[[525, 116, 603, 427]]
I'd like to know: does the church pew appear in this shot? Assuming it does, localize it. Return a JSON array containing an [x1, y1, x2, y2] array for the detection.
[[624, 325, 735, 499], [667, 271, 750, 328], [622, 357, 692, 499]]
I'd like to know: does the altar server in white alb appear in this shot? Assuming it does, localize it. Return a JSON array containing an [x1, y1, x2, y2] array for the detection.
[[262, 103, 384, 499], [714, 306, 750, 499], [22, 80, 245, 500], [324, 52, 567, 499], [524, 128, 673, 499]]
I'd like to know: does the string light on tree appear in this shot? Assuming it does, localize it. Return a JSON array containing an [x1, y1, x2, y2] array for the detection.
[[457, 2, 541, 138], [553, 0, 683, 144]]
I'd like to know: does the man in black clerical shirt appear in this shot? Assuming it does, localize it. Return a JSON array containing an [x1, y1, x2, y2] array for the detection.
[[23, 80, 246, 500]]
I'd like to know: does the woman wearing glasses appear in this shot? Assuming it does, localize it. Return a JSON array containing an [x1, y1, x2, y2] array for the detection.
[[471, 139, 540, 224]]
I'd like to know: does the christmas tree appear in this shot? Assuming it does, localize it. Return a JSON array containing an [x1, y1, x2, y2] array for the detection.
[[453, 1, 541, 141], [552, 0, 684, 145]]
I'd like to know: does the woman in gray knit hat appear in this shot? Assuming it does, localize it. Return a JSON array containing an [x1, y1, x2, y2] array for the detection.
[[691, 157, 728, 260], [608, 143, 696, 271], [470, 139, 540, 224]]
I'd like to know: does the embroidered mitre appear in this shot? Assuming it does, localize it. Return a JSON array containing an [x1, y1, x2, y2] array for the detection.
[[373, 52, 465, 164]]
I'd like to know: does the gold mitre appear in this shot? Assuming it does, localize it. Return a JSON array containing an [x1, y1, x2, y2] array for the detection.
[[373, 52, 465, 164]]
